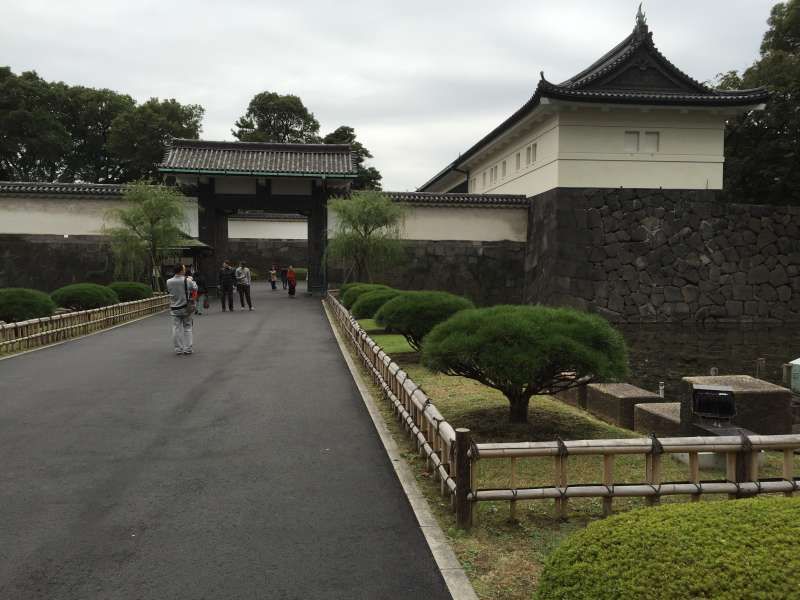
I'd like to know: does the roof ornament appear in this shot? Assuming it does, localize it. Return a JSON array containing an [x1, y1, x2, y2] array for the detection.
[[634, 3, 649, 37], [540, 71, 545, 81]]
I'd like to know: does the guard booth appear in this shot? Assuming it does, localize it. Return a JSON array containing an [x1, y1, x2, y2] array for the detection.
[[159, 139, 356, 294]]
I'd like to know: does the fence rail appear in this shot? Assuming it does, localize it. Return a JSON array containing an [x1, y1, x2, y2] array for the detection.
[[0, 295, 170, 354], [326, 294, 800, 528]]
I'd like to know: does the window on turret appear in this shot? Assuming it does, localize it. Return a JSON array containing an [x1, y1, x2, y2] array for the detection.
[[526, 145, 532, 165], [482, 172, 487, 188], [531, 144, 538, 163], [624, 131, 640, 152], [516, 152, 521, 170], [643, 131, 660, 153], [501, 161, 507, 178]]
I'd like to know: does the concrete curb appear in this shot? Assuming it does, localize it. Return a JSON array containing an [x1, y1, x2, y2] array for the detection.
[[322, 300, 478, 600], [0, 309, 167, 362]]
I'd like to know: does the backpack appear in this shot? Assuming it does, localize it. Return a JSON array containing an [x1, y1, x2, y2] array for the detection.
[[184, 277, 196, 316]]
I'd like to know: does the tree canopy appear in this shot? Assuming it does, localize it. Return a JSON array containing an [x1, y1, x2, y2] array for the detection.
[[323, 125, 383, 190], [232, 92, 321, 143], [104, 182, 188, 289], [326, 191, 406, 283], [0, 66, 203, 183], [719, 0, 800, 205]]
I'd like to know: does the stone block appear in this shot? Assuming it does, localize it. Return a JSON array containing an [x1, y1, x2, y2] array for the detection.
[[585, 383, 664, 430], [634, 402, 682, 436], [680, 375, 793, 435]]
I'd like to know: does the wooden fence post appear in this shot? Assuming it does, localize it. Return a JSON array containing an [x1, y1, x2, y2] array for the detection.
[[455, 428, 473, 528]]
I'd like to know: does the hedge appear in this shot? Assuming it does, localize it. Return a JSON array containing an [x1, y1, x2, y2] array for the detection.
[[0, 288, 57, 323], [374, 291, 474, 351], [535, 497, 800, 600], [51, 283, 120, 310], [107, 282, 152, 302], [350, 288, 403, 319], [341, 283, 392, 309]]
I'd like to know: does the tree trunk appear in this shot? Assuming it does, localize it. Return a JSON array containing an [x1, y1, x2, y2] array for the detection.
[[508, 396, 530, 424]]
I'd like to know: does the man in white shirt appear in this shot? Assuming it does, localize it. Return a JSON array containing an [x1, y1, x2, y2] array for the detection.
[[235, 261, 253, 311], [166, 264, 198, 355]]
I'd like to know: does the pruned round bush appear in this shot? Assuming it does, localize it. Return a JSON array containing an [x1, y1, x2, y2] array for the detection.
[[51, 283, 120, 310], [107, 281, 152, 302], [0, 288, 56, 322], [338, 282, 361, 297], [374, 291, 475, 351], [536, 497, 800, 599], [341, 283, 392, 309], [422, 305, 628, 423], [350, 288, 402, 319]]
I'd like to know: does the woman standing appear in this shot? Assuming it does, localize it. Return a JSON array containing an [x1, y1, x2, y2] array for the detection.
[[269, 265, 278, 291], [287, 265, 297, 297]]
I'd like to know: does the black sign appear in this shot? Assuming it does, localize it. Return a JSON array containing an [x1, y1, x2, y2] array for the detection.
[[692, 385, 735, 420]]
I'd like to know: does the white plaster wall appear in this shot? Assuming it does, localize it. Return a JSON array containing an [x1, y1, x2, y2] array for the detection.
[[328, 206, 527, 242], [272, 178, 312, 196], [469, 115, 559, 197], [0, 196, 198, 237], [228, 219, 307, 239], [215, 176, 256, 195], [557, 108, 726, 190]]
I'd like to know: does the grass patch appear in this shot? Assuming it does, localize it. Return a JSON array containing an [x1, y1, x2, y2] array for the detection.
[[349, 314, 800, 599]]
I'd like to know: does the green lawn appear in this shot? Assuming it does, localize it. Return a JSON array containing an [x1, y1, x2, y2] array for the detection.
[[351, 317, 800, 599]]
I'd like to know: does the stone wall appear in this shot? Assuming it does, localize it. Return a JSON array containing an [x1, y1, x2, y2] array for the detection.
[[330, 240, 527, 306], [525, 188, 800, 323], [226, 239, 308, 274], [0, 234, 115, 291]]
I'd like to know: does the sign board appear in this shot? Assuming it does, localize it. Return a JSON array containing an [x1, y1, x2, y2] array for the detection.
[[791, 358, 800, 395], [692, 384, 735, 420]]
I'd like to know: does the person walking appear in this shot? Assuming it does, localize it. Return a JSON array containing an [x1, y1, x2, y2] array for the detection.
[[269, 265, 278, 291], [194, 269, 209, 315], [279, 266, 288, 290], [287, 265, 297, 298], [166, 264, 197, 355], [218, 261, 236, 312], [235, 261, 253, 310]]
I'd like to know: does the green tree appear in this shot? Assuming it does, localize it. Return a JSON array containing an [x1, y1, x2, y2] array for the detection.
[[105, 182, 188, 291], [108, 98, 204, 181], [326, 191, 406, 282], [0, 68, 70, 181], [422, 305, 629, 424], [719, 0, 800, 204], [232, 92, 321, 143], [323, 125, 383, 190]]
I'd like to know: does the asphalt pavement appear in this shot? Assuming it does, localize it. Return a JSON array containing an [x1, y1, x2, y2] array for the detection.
[[0, 282, 451, 599]]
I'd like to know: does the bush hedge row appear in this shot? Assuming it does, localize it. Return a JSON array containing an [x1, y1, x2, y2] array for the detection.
[[535, 497, 800, 599], [107, 282, 153, 302], [341, 283, 392, 309], [51, 283, 120, 311], [350, 288, 403, 319], [0, 288, 57, 322]]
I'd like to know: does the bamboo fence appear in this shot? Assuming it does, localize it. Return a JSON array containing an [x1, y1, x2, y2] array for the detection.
[[0, 294, 170, 355], [327, 294, 800, 528]]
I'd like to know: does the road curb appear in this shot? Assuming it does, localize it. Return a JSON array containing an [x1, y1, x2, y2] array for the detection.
[[322, 300, 478, 600]]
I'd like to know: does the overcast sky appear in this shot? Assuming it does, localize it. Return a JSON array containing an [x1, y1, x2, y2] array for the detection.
[[1, 0, 776, 190]]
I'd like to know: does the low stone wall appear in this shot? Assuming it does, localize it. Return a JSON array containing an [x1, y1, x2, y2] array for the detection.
[[0, 234, 114, 291], [555, 381, 664, 430], [525, 188, 800, 323], [226, 239, 308, 273], [634, 402, 682, 436], [331, 239, 527, 306]]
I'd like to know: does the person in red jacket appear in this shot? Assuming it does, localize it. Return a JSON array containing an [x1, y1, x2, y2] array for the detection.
[[287, 266, 297, 297]]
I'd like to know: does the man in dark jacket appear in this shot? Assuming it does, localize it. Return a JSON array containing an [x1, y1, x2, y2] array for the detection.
[[218, 261, 236, 312]]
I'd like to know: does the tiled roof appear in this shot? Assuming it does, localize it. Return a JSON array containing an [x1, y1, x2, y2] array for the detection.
[[160, 139, 357, 178], [419, 13, 769, 192], [0, 181, 125, 197], [385, 191, 528, 208]]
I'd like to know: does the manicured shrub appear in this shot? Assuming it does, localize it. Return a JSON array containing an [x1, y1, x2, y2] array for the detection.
[[341, 283, 392, 309], [374, 291, 475, 351], [107, 281, 152, 302], [536, 497, 800, 600], [51, 283, 120, 310], [350, 288, 402, 319], [422, 305, 628, 423], [338, 282, 361, 296], [0, 288, 56, 322]]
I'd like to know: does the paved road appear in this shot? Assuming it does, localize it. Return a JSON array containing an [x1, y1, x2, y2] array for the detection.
[[0, 283, 451, 599]]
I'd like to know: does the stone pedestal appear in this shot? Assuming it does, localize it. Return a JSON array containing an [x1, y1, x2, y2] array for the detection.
[[680, 375, 793, 435], [585, 383, 663, 430]]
